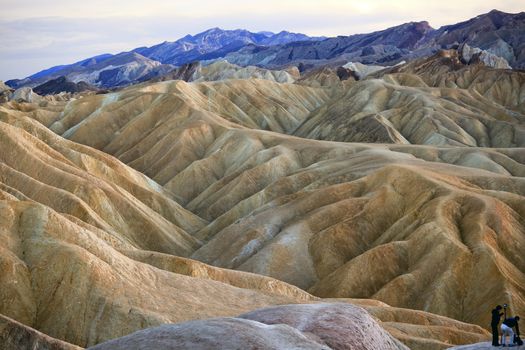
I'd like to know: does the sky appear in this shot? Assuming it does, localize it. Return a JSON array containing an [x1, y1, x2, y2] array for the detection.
[[0, 0, 523, 81]]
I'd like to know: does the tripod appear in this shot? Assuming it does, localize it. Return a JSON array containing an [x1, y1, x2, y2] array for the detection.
[[501, 305, 508, 345]]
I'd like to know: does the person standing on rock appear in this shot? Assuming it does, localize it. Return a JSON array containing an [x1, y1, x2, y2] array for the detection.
[[492, 305, 503, 346], [501, 316, 520, 347]]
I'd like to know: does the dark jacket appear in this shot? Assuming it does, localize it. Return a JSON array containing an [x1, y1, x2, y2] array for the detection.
[[492, 309, 503, 325], [503, 318, 520, 335]]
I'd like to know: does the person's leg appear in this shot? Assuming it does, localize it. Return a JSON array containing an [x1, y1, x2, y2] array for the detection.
[[492, 325, 498, 345], [492, 324, 500, 345], [501, 325, 508, 346], [509, 328, 514, 345]]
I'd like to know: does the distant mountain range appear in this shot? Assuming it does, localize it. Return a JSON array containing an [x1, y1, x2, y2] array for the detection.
[[5, 29, 323, 90], [133, 28, 324, 65], [6, 52, 173, 90], [6, 9, 524, 90], [223, 10, 525, 70]]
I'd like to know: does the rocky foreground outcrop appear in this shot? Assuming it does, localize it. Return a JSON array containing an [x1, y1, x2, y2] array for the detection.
[[89, 303, 408, 350], [239, 303, 409, 350], [0, 313, 81, 350]]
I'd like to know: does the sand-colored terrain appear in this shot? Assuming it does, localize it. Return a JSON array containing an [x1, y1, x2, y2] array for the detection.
[[1, 51, 522, 348], [0, 107, 493, 349]]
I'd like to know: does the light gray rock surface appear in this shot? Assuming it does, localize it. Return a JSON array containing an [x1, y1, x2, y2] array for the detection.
[[88, 317, 331, 350], [343, 62, 389, 79], [10, 87, 42, 103], [240, 303, 408, 350], [89, 303, 408, 350], [459, 43, 512, 69]]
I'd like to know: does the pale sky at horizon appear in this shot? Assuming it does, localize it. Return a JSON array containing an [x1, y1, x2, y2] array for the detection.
[[0, 0, 523, 81]]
